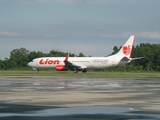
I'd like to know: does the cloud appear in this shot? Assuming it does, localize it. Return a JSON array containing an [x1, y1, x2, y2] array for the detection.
[[16, 0, 84, 3], [16, 0, 120, 4], [0, 31, 20, 37], [101, 31, 160, 40], [123, 31, 160, 39], [16, 0, 153, 4], [139, 31, 160, 39], [101, 34, 119, 38], [64, 43, 112, 57]]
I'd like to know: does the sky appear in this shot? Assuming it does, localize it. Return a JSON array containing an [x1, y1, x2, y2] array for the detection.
[[0, 0, 160, 59]]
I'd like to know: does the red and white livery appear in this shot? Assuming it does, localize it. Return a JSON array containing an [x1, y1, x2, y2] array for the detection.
[[28, 35, 143, 73]]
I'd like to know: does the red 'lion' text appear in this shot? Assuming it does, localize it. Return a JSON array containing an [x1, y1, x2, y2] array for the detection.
[[39, 59, 60, 65]]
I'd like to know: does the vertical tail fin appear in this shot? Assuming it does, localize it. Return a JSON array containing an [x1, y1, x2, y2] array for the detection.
[[116, 35, 135, 58]]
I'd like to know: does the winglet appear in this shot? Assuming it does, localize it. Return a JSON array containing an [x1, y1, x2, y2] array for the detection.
[[64, 53, 70, 63]]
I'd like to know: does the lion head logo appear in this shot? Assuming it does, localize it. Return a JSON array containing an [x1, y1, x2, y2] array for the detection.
[[123, 45, 131, 55]]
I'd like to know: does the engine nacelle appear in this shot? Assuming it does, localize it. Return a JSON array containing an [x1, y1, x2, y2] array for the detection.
[[56, 65, 67, 71]]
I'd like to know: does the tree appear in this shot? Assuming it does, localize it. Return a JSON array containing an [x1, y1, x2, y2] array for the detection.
[[28, 51, 44, 61], [112, 46, 119, 54], [2, 43, 160, 71], [78, 52, 85, 57], [10, 48, 29, 67], [0, 59, 5, 70]]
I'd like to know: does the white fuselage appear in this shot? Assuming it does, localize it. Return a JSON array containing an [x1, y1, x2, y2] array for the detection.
[[28, 55, 129, 70], [28, 36, 137, 72]]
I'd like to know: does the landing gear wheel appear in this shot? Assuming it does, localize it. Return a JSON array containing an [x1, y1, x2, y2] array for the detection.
[[82, 69, 87, 73], [73, 69, 78, 73]]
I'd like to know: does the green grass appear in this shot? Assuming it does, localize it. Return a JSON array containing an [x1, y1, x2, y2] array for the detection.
[[0, 70, 160, 78]]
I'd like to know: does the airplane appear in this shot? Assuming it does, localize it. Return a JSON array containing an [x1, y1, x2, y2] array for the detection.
[[28, 35, 143, 73]]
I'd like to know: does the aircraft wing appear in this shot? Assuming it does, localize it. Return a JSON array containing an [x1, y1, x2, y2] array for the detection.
[[66, 61, 87, 69], [63, 53, 87, 70]]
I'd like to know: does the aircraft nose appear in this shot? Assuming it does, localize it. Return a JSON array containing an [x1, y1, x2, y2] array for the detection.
[[28, 62, 32, 67]]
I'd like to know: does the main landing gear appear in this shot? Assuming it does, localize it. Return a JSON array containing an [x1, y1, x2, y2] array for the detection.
[[73, 69, 78, 73], [82, 69, 87, 73], [73, 68, 87, 73]]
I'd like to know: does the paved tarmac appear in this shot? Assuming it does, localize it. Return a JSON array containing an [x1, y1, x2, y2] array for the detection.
[[0, 76, 160, 119]]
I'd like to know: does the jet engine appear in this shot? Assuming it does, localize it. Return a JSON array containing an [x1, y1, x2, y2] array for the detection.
[[56, 65, 67, 71]]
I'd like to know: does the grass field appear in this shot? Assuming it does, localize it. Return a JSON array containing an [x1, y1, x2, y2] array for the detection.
[[0, 70, 160, 78]]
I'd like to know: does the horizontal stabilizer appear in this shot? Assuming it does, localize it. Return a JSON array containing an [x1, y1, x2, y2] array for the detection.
[[131, 57, 144, 60], [121, 57, 130, 62]]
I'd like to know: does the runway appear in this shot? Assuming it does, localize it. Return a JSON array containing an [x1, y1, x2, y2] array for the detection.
[[0, 76, 160, 119]]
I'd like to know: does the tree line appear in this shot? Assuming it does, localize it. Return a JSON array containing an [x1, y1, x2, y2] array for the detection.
[[0, 49, 85, 70], [0, 43, 160, 72]]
